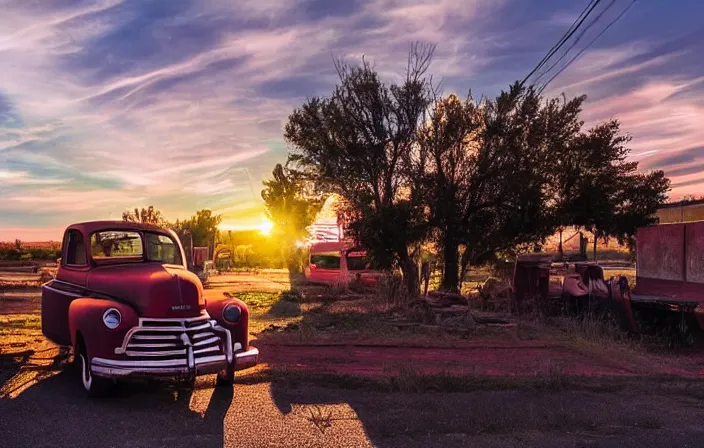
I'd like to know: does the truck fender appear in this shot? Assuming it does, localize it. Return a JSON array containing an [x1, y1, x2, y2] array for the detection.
[[206, 296, 250, 350], [68, 299, 139, 360]]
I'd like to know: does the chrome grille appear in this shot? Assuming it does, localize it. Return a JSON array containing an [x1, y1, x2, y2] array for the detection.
[[115, 313, 232, 370]]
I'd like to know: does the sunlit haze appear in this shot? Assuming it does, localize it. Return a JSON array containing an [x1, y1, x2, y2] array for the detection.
[[1, 0, 703, 241]]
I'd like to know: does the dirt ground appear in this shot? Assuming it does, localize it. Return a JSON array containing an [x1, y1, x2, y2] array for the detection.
[[2, 270, 704, 447]]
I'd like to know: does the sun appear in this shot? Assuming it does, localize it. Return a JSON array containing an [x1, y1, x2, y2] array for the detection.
[[257, 219, 273, 236]]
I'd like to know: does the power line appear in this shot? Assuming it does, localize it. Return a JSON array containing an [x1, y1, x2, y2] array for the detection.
[[520, 0, 602, 87], [538, 0, 637, 95], [533, 0, 618, 85], [522, 0, 598, 85]]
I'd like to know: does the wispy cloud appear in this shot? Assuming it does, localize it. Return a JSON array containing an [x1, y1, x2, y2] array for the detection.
[[0, 170, 67, 185], [4, 187, 146, 213], [1, 0, 703, 239]]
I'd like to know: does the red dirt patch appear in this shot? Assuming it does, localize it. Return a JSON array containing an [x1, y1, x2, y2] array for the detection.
[[255, 341, 704, 379]]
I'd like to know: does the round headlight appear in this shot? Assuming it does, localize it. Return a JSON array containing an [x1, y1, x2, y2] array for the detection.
[[223, 304, 241, 323], [102, 308, 121, 329]]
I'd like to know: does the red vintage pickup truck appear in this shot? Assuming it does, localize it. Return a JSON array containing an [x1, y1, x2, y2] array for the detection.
[[41, 221, 258, 397]]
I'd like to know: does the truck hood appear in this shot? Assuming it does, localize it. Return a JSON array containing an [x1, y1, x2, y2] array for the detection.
[[86, 263, 205, 318]]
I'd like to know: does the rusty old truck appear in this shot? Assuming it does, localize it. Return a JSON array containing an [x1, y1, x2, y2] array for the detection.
[[513, 220, 704, 343], [41, 221, 259, 397]]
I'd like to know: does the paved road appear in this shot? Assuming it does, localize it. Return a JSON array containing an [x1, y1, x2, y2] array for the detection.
[[2, 364, 704, 448]]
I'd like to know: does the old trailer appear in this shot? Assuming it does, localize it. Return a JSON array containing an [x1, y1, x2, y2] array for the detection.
[[513, 220, 704, 343], [629, 220, 704, 340]]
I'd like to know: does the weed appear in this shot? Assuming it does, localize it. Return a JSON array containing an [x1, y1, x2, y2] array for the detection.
[[384, 361, 422, 393], [535, 359, 566, 390], [280, 289, 304, 303], [304, 405, 334, 433]]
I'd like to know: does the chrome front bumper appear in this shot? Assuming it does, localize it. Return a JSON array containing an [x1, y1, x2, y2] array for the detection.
[[90, 313, 258, 379], [91, 345, 259, 378]]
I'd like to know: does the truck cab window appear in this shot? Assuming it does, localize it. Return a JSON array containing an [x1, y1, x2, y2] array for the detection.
[[65, 230, 87, 265]]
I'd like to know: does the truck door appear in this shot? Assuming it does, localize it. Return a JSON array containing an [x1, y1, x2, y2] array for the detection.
[[41, 228, 89, 346]]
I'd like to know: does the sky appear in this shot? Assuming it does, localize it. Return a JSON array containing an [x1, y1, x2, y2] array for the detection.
[[1, 0, 703, 241]]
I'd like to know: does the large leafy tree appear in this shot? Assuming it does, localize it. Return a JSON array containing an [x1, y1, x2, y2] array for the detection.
[[282, 41, 671, 293], [558, 120, 670, 259], [122, 206, 167, 226], [421, 85, 585, 292], [261, 163, 324, 272], [285, 43, 436, 296]]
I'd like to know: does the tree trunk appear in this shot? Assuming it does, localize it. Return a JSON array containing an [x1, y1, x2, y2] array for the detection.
[[440, 236, 460, 293], [398, 250, 420, 299], [458, 249, 471, 292], [558, 229, 563, 260], [593, 236, 597, 262]]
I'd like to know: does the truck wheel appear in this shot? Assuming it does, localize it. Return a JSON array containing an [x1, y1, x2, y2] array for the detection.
[[216, 364, 235, 387], [77, 340, 113, 397]]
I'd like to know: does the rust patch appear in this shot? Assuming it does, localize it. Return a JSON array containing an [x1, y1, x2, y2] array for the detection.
[[637, 224, 685, 281], [686, 221, 704, 284]]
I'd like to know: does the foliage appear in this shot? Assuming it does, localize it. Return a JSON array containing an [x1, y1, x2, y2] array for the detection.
[[280, 289, 304, 303], [228, 291, 280, 309], [172, 209, 223, 261], [282, 42, 671, 293], [218, 230, 287, 270], [557, 120, 670, 259], [680, 194, 704, 204], [285, 43, 437, 296], [420, 86, 586, 291], [261, 163, 324, 272], [122, 206, 167, 226], [0, 241, 61, 261]]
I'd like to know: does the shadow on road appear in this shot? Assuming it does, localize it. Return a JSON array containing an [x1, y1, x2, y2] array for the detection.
[[0, 361, 233, 448]]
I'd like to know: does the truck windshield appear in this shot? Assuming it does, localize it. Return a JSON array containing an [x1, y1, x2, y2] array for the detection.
[[91, 231, 143, 260], [90, 230, 182, 265], [145, 232, 182, 265]]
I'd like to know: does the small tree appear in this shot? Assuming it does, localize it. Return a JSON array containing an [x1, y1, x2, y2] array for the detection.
[[173, 210, 223, 262], [285, 43, 436, 296], [261, 163, 324, 273], [122, 206, 167, 226]]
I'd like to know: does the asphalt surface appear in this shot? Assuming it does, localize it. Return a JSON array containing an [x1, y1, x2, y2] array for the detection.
[[2, 365, 704, 448]]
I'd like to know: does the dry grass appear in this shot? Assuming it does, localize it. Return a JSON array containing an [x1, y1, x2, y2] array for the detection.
[[0, 280, 41, 290], [0, 314, 42, 333]]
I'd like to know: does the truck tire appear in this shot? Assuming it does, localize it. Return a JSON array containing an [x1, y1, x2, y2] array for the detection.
[[77, 339, 113, 398]]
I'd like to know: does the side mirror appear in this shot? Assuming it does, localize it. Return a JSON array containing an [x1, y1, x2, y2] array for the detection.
[[309, 263, 317, 270]]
